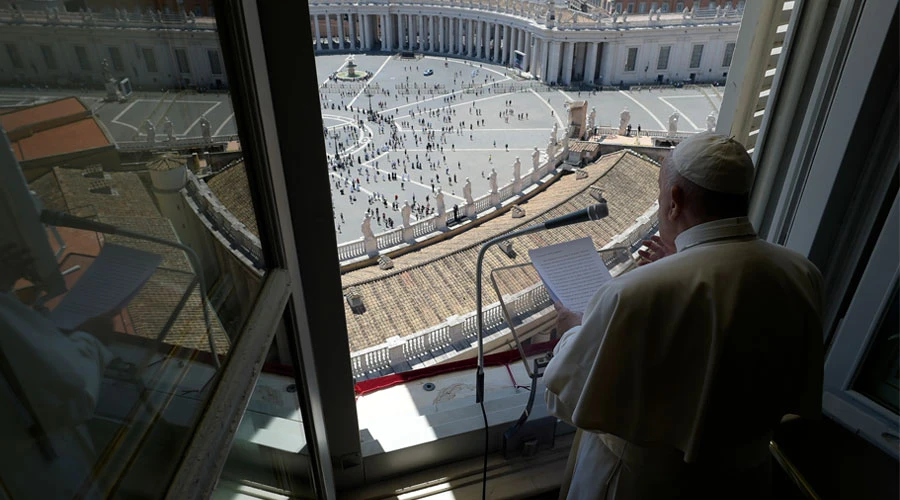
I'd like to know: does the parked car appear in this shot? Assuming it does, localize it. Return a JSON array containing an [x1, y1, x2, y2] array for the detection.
[[423, 69, 434, 76]]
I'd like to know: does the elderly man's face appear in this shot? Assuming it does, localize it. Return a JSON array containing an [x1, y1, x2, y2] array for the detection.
[[657, 160, 678, 247]]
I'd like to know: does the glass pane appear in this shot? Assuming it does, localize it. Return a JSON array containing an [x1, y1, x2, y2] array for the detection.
[[216, 316, 315, 499], [853, 282, 900, 415], [0, 8, 272, 499]]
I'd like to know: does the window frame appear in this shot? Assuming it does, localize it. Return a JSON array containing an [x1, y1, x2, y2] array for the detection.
[[141, 47, 158, 73], [657, 45, 671, 70], [40, 44, 56, 70], [722, 42, 736, 67], [689, 43, 704, 68], [207, 49, 223, 75], [174, 47, 191, 74], [108, 46, 125, 72], [624, 46, 638, 72], [75, 45, 91, 71], [5, 43, 23, 69]]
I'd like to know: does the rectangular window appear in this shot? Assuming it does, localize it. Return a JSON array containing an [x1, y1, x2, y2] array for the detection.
[[627, 3, 634, 13], [208, 49, 222, 75], [625, 47, 638, 72], [676, 1, 684, 11], [690, 44, 704, 68], [175, 48, 190, 74], [615, 3, 622, 13], [5, 43, 23, 69], [141, 47, 158, 72], [40, 45, 57, 70], [75, 45, 91, 71], [109, 46, 124, 72], [660, 3, 669, 12], [722, 42, 736, 67], [639, 2, 647, 13], [657, 45, 671, 70]]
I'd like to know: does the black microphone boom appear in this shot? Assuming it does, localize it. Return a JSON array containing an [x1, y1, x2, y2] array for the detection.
[[542, 203, 609, 230]]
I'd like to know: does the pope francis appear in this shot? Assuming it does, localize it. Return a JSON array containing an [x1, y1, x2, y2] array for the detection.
[[544, 133, 824, 499]]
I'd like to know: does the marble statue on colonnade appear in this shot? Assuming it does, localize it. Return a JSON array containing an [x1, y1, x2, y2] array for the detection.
[[200, 115, 212, 142], [587, 107, 596, 138], [144, 119, 155, 145], [550, 122, 559, 145], [463, 178, 475, 217], [436, 188, 447, 229], [362, 213, 377, 254], [401, 201, 412, 227], [163, 117, 175, 142], [618, 107, 631, 135], [668, 112, 680, 137], [706, 111, 717, 132]]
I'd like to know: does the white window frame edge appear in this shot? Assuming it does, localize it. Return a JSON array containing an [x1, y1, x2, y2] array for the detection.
[[715, 0, 784, 143], [748, 0, 826, 234], [777, 0, 896, 257], [822, 191, 899, 459]]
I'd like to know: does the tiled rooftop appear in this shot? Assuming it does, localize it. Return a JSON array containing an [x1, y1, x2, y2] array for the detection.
[[0, 97, 86, 132], [13, 118, 111, 161], [205, 161, 260, 238], [32, 167, 230, 354], [340, 150, 660, 351]]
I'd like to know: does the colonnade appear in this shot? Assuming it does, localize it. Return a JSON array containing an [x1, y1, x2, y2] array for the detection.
[[309, 11, 606, 85]]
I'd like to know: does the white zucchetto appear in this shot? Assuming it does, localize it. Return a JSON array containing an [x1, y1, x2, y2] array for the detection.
[[671, 133, 755, 194]]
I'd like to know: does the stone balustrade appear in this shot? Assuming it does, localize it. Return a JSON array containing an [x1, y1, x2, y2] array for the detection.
[[349, 204, 660, 380], [306, 0, 742, 32], [338, 150, 560, 263], [0, 5, 216, 30]]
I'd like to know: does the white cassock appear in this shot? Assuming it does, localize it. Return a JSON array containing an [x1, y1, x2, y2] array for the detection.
[[544, 217, 824, 500], [0, 292, 113, 499]]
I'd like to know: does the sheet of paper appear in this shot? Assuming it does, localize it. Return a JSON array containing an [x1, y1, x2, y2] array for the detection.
[[50, 243, 162, 331], [528, 237, 612, 315]]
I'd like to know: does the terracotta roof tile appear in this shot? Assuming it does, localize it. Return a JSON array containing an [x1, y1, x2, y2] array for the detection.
[[205, 162, 260, 238], [0, 97, 86, 132], [14, 118, 111, 161], [340, 150, 660, 351]]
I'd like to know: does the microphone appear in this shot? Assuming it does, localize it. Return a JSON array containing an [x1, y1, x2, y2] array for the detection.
[[39, 209, 221, 368], [541, 202, 609, 230], [475, 198, 609, 402], [472, 199, 609, 499]]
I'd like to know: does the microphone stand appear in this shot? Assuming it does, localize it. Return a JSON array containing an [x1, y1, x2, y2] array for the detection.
[[474, 200, 607, 500], [40, 210, 220, 368]]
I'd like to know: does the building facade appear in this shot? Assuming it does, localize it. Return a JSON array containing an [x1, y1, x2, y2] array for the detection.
[[0, 1, 740, 89]]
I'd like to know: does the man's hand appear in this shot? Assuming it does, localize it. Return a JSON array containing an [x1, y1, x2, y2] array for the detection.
[[0, 243, 35, 292], [637, 235, 674, 266], [554, 302, 583, 334]]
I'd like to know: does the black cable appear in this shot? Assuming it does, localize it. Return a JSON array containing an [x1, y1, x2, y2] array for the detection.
[[481, 400, 489, 500]]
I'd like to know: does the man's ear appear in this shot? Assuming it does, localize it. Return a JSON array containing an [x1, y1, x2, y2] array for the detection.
[[668, 184, 684, 220]]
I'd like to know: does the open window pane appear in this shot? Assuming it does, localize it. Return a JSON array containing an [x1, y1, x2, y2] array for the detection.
[[0, 7, 273, 498]]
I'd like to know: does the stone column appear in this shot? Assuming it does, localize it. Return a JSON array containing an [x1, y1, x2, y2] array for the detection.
[[408, 14, 414, 50], [547, 40, 561, 84], [527, 36, 536, 74], [384, 14, 392, 50], [418, 14, 424, 50], [325, 13, 333, 50], [561, 41, 575, 85], [482, 21, 489, 59], [396, 14, 403, 51], [503, 25, 512, 64], [458, 18, 464, 54], [439, 16, 445, 53], [314, 15, 321, 51], [466, 19, 478, 57], [337, 13, 345, 49], [583, 42, 598, 83], [349, 13, 357, 49], [493, 24, 502, 62]]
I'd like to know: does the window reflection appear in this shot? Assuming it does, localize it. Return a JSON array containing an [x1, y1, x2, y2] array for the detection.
[[0, 6, 273, 497]]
